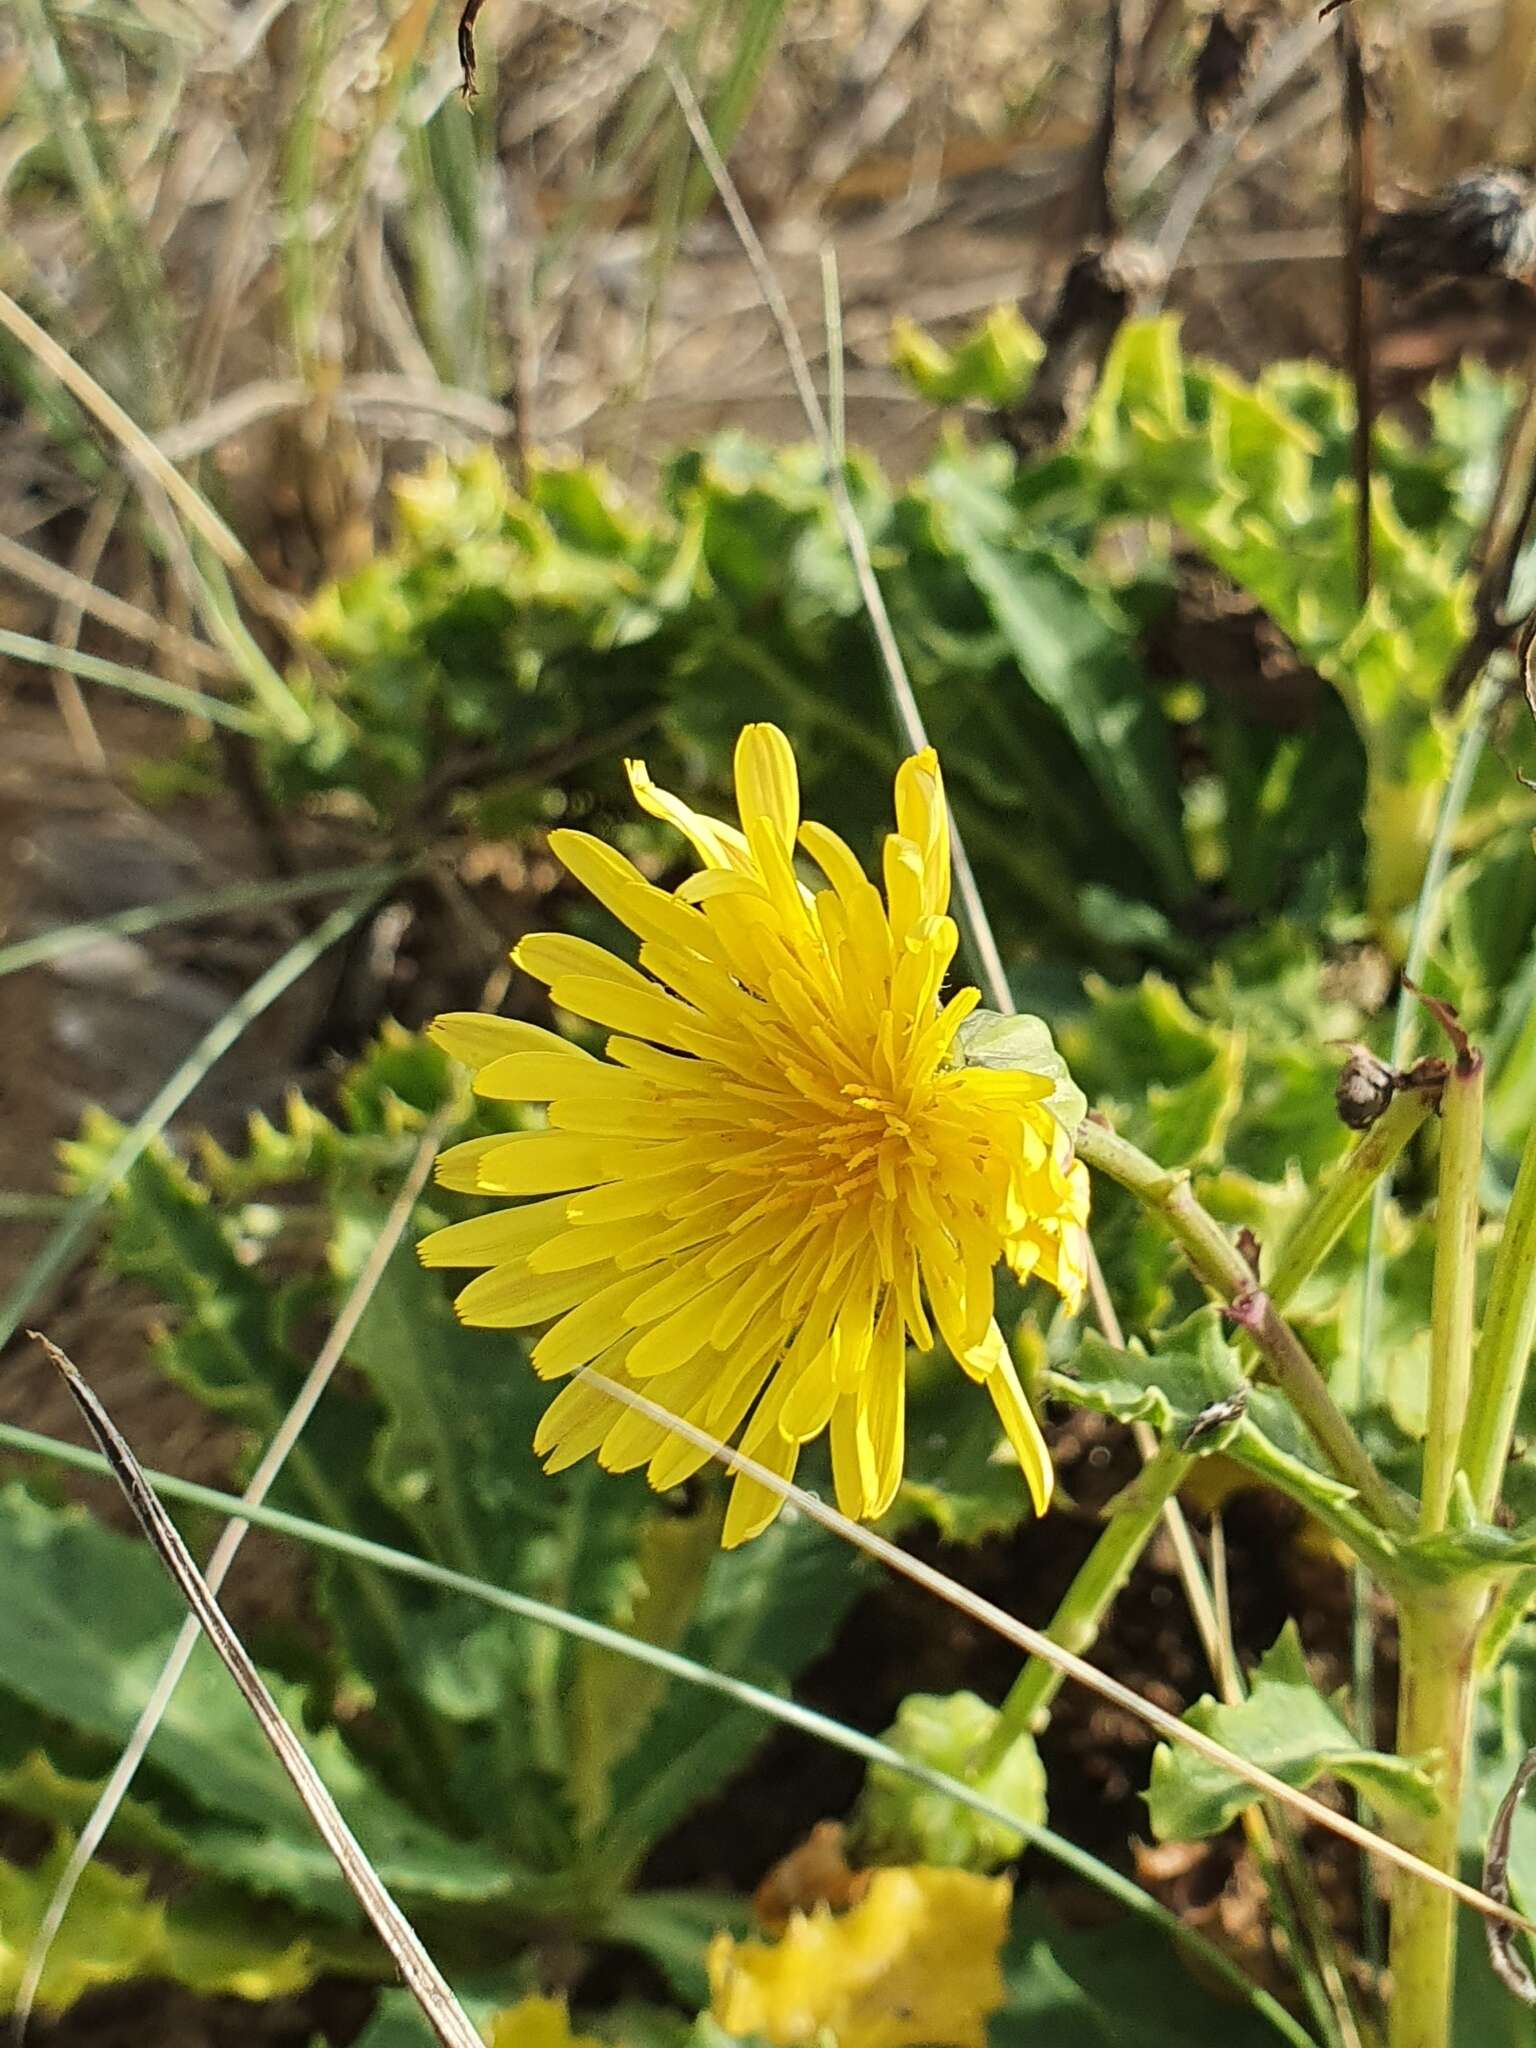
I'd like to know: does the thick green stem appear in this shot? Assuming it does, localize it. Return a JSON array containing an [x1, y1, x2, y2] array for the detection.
[[1421, 1054, 1485, 1533], [1074, 1119, 1412, 1534], [1460, 1089, 1536, 1518], [1388, 1589, 1484, 2048]]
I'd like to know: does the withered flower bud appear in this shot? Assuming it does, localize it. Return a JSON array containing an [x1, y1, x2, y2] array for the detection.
[[1336, 1045, 1397, 1131], [1366, 170, 1536, 291]]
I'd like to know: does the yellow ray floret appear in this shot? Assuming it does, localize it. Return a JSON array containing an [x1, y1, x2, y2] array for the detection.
[[421, 723, 1090, 1546]]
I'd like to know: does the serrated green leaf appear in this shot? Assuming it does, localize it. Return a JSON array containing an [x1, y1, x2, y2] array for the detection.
[[0, 1837, 346, 2015], [1063, 1309, 1244, 1443], [0, 1485, 520, 1916], [890, 307, 1044, 407], [1146, 1622, 1436, 1841]]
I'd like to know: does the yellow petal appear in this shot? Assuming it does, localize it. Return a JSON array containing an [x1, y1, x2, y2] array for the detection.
[[428, 1012, 587, 1072], [532, 1271, 652, 1377], [982, 1332, 1053, 1516], [474, 1050, 619, 1102], [514, 932, 653, 991], [626, 755, 754, 872], [829, 1390, 879, 1517], [433, 1134, 525, 1194], [474, 1130, 628, 1196], [454, 1259, 609, 1329], [486, 1995, 604, 2048], [417, 1198, 570, 1268], [733, 723, 800, 852], [893, 745, 951, 917], [708, 1865, 1011, 2048], [549, 829, 721, 956], [543, 975, 721, 1056], [722, 1433, 799, 1548]]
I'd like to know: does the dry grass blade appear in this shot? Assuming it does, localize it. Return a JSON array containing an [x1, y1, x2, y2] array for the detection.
[[13, 1101, 458, 2037], [1336, 4, 1373, 603], [579, 1368, 1536, 1941], [0, 533, 235, 679], [0, 285, 248, 573], [29, 1334, 483, 2048]]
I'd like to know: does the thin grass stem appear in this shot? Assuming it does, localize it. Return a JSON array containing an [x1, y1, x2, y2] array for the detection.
[[660, 51, 1012, 1014], [0, 863, 406, 980], [0, 627, 265, 736], [11, 1098, 455, 2037], [33, 1338, 483, 2048]]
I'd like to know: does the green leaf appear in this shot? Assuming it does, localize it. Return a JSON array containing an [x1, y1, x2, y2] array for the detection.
[[952, 1009, 1086, 1132], [1146, 1622, 1436, 1840], [992, 1892, 1284, 2048], [1059, 976, 1242, 1171], [0, 1485, 520, 1917], [593, 1514, 867, 1883], [350, 1984, 512, 2048], [1063, 1310, 1246, 1443], [0, 1839, 337, 2016], [568, 1509, 720, 1838], [925, 458, 1194, 901], [890, 307, 1044, 407], [603, 1891, 748, 2009]]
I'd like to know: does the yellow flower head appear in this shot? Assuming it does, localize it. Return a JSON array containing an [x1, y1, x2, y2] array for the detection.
[[708, 1865, 1012, 2048], [421, 725, 1089, 1546]]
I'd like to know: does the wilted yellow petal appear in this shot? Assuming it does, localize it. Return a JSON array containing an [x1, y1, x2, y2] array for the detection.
[[709, 1865, 1012, 2048]]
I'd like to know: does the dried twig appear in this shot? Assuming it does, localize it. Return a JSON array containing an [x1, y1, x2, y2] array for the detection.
[[1483, 1741, 1536, 2004], [30, 1336, 483, 2048], [458, 0, 487, 96]]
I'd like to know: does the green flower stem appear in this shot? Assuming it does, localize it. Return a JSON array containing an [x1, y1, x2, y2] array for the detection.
[[1460, 1089, 1536, 1519], [1387, 1587, 1485, 2048], [998, 1436, 1195, 1739], [1073, 1119, 1412, 1534], [1265, 1087, 1434, 1313], [1421, 1053, 1485, 1535]]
